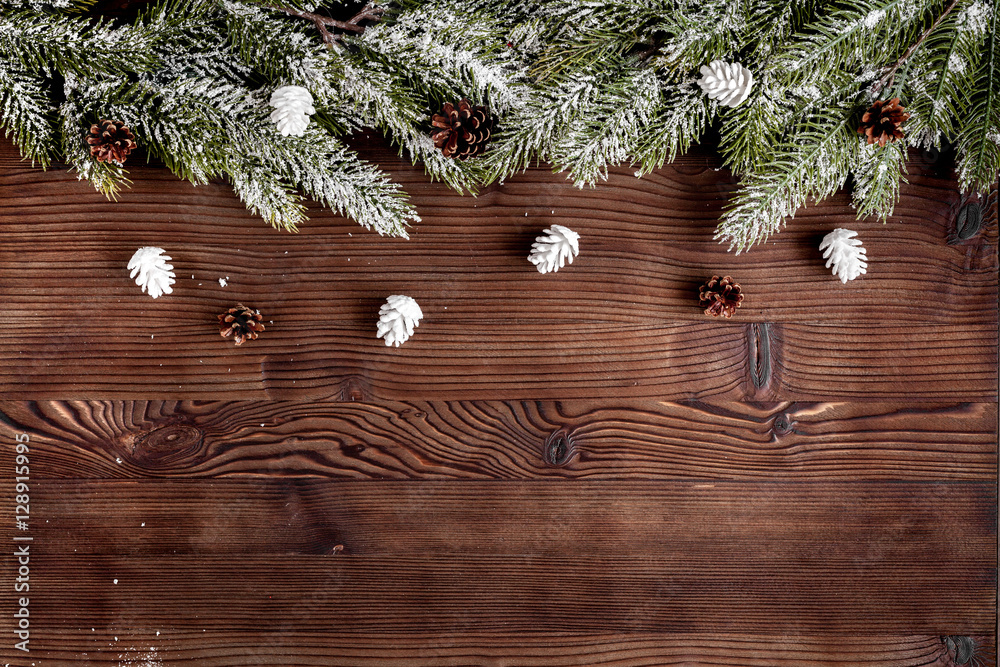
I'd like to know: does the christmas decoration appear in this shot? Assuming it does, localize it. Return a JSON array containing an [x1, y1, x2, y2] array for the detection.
[[480, 0, 996, 252], [87, 119, 136, 164], [1, 2, 996, 251], [377, 295, 423, 347], [696, 60, 754, 108], [528, 225, 580, 274], [269, 85, 316, 137], [699, 276, 743, 318], [218, 304, 265, 346], [127, 247, 175, 299], [857, 98, 910, 147], [0, 1, 531, 235], [819, 228, 868, 283], [431, 99, 495, 159]]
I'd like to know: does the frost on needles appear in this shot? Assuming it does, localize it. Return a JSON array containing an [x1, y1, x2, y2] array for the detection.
[[0, 0, 997, 249]]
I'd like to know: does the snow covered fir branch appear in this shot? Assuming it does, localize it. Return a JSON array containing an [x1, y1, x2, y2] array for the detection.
[[0, 0, 997, 250]]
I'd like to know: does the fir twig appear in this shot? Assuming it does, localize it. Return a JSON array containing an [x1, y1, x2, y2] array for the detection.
[[875, 0, 961, 93], [272, 3, 383, 45]]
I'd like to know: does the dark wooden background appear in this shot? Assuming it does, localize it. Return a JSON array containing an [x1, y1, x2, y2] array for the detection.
[[0, 134, 996, 665]]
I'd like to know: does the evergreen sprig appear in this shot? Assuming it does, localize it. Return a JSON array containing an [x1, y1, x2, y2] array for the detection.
[[0, 0, 996, 248]]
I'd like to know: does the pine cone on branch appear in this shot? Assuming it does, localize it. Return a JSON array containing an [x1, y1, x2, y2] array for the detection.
[[87, 119, 136, 164], [857, 98, 910, 147], [699, 276, 744, 318], [431, 99, 494, 160], [218, 304, 265, 346]]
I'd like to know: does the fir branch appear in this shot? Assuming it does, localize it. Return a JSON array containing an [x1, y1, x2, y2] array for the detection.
[[651, 0, 748, 71], [0, 63, 57, 166], [552, 67, 661, 185], [630, 81, 710, 177], [355, 3, 529, 113], [0, 8, 159, 78], [776, 0, 943, 87], [223, 1, 334, 83], [717, 107, 861, 252], [852, 140, 907, 220], [271, 2, 383, 45], [718, 84, 786, 175], [955, 0, 999, 193], [58, 95, 131, 199], [902, 6, 971, 144], [875, 0, 961, 92], [482, 73, 604, 182]]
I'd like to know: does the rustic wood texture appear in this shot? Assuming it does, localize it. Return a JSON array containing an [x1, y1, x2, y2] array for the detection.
[[0, 131, 996, 665], [1, 399, 996, 664], [0, 400, 995, 481], [0, 632, 982, 666], [0, 137, 996, 399]]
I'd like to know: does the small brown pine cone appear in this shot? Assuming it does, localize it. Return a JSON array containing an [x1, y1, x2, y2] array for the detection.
[[857, 98, 910, 147], [86, 119, 137, 164], [699, 276, 743, 318], [218, 304, 265, 346], [430, 98, 494, 160]]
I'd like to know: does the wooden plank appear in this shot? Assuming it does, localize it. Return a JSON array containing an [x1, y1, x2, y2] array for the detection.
[[0, 400, 994, 480], [776, 323, 999, 399], [0, 632, 987, 666], [0, 323, 748, 399], [0, 552, 993, 634], [0, 139, 994, 335], [0, 321, 995, 399], [1, 133, 996, 398], [20, 480, 997, 560], [0, 138, 998, 340]]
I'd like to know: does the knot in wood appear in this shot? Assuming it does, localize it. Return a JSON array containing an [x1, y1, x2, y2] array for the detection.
[[543, 428, 575, 467], [131, 423, 205, 469], [955, 202, 982, 240], [772, 413, 795, 436], [339, 440, 366, 458], [339, 375, 369, 402]]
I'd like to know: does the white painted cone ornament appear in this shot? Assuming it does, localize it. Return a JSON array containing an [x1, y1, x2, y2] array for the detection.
[[819, 228, 868, 283], [127, 246, 175, 298], [269, 85, 316, 137], [528, 224, 580, 274], [377, 295, 423, 347], [697, 60, 754, 108]]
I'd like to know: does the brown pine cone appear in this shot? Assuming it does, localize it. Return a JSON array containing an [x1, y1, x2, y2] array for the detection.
[[218, 304, 265, 346], [430, 99, 494, 160], [699, 276, 743, 318], [857, 98, 910, 147], [86, 119, 137, 164]]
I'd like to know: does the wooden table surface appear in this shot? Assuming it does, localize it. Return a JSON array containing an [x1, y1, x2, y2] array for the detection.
[[0, 135, 996, 665]]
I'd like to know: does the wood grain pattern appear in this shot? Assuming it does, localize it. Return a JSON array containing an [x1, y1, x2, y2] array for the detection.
[[0, 137, 996, 399], [0, 632, 984, 666], [0, 398, 995, 663], [1, 551, 993, 634], [0, 400, 994, 480], [1, 131, 996, 665], [20, 480, 997, 560], [0, 321, 995, 400]]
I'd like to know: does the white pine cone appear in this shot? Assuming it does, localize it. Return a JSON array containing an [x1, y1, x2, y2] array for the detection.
[[819, 228, 868, 283], [127, 246, 175, 299], [528, 224, 580, 274], [269, 85, 316, 137], [697, 60, 754, 108], [377, 295, 423, 347]]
